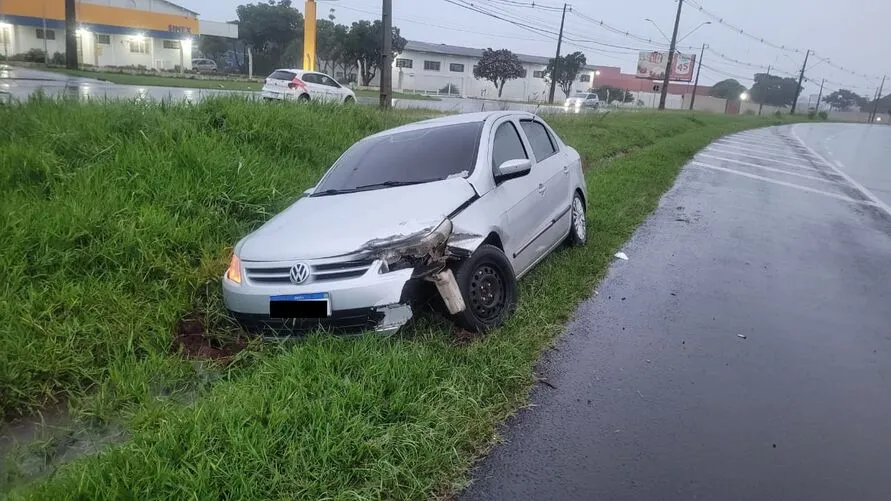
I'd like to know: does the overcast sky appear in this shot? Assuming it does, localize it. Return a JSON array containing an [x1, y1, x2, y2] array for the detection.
[[179, 0, 889, 98]]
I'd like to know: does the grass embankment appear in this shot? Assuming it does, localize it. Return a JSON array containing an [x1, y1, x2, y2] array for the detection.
[[1, 100, 801, 498], [34, 66, 437, 100]]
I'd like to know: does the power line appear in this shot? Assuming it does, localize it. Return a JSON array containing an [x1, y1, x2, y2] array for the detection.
[[685, 0, 801, 53], [479, 0, 565, 12]]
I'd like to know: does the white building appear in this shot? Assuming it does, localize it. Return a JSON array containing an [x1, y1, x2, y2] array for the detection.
[[0, 0, 237, 71], [383, 40, 605, 102]]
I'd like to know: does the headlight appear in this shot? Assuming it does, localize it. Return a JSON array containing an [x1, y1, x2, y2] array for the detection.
[[226, 254, 242, 284], [378, 219, 453, 271]]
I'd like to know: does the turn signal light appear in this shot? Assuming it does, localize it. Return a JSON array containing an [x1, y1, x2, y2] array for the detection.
[[226, 254, 242, 284]]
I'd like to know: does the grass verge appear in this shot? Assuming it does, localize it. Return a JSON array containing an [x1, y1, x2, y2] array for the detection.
[[1, 99, 802, 498]]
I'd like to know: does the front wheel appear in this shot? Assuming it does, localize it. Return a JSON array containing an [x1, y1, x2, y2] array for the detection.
[[450, 245, 518, 333], [343, 95, 355, 104], [567, 192, 588, 246]]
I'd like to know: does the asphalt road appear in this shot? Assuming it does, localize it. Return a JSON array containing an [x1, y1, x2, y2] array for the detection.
[[460, 123, 891, 501]]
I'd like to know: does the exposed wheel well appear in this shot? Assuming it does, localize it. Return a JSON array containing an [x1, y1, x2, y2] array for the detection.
[[481, 232, 504, 251]]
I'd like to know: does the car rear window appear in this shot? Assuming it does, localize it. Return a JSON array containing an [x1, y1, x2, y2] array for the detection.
[[314, 122, 484, 193], [268, 70, 296, 81]]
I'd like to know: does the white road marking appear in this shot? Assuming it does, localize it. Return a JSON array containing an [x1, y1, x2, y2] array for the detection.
[[721, 136, 800, 149], [700, 149, 825, 171], [790, 124, 891, 218], [709, 143, 821, 164], [691, 156, 842, 184], [717, 137, 821, 157], [835, 160, 845, 169], [690, 162, 877, 207]]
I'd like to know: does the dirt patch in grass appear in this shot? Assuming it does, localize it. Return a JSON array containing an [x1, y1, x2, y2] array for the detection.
[[172, 313, 247, 364]]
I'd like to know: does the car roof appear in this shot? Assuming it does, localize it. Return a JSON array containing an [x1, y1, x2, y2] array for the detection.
[[371, 111, 539, 138]]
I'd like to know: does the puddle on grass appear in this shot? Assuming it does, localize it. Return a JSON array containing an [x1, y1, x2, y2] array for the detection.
[[1, 403, 127, 491]]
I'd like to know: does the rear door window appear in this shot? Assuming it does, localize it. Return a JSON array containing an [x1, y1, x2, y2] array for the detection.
[[520, 120, 557, 162], [492, 121, 528, 170], [301, 73, 320, 84], [318, 74, 340, 87], [268, 70, 295, 81]]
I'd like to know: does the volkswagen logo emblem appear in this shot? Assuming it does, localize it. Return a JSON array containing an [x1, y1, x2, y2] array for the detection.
[[289, 262, 311, 285]]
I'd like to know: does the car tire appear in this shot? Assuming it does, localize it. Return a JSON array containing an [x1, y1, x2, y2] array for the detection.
[[343, 95, 355, 104], [298, 93, 310, 102], [567, 192, 588, 247], [450, 244, 518, 333]]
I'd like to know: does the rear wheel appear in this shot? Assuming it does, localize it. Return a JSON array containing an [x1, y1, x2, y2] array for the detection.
[[567, 192, 587, 246], [297, 93, 310, 102], [450, 245, 518, 333]]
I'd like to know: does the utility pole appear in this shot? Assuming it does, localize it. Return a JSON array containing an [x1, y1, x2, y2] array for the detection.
[[659, 0, 684, 110], [380, 0, 393, 109], [869, 75, 885, 123], [64, 0, 77, 69], [758, 65, 770, 115], [790, 49, 810, 115], [815, 78, 824, 112], [688, 42, 706, 110], [547, 3, 568, 105]]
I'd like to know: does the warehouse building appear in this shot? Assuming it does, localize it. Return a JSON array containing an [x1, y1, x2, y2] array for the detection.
[[0, 0, 237, 71]]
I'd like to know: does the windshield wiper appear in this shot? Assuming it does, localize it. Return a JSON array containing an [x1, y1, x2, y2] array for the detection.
[[351, 179, 442, 192]]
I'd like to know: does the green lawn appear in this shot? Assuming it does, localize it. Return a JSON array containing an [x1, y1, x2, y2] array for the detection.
[[0, 99, 804, 499]]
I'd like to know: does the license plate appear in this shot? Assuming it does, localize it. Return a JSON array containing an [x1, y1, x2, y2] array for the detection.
[[270, 293, 331, 319]]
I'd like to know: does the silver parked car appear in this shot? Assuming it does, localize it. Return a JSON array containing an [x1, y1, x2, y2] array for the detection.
[[223, 111, 588, 334], [564, 91, 600, 110]]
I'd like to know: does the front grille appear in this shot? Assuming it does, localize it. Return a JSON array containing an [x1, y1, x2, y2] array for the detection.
[[245, 258, 376, 285]]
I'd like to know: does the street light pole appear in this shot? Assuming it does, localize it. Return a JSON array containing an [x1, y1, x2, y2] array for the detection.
[[658, 0, 684, 110], [758, 65, 770, 115], [815, 78, 824, 113], [689, 43, 705, 111], [303, 0, 316, 71], [548, 3, 568, 105], [869, 75, 885, 122], [380, 0, 392, 108]]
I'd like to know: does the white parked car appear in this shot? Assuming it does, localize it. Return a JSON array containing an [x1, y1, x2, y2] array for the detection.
[[261, 69, 356, 104], [223, 111, 588, 335], [191, 58, 218, 73]]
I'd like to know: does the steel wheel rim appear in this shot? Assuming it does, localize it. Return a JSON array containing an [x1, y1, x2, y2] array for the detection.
[[572, 197, 586, 241], [469, 264, 506, 322]]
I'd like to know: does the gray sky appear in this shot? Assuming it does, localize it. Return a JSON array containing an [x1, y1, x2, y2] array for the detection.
[[179, 0, 890, 97]]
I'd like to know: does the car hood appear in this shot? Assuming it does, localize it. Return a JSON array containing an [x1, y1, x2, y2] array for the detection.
[[236, 177, 477, 261]]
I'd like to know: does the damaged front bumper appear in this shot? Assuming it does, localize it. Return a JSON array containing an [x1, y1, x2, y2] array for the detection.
[[223, 218, 472, 336]]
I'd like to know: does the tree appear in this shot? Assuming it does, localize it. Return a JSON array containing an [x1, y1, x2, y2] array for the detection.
[[749, 73, 801, 108], [315, 20, 350, 76], [236, 0, 303, 71], [473, 48, 525, 98], [708, 79, 747, 100], [344, 20, 406, 86], [545, 51, 587, 98], [822, 89, 868, 111], [591, 85, 634, 104], [199, 35, 231, 64]]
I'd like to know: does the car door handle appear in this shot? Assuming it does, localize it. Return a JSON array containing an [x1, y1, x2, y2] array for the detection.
[[538, 183, 547, 194], [563, 165, 569, 175]]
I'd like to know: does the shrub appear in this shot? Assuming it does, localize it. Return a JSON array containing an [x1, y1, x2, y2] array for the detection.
[[50, 52, 65, 65], [774, 110, 783, 117], [807, 110, 817, 119], [818, 111, 828, 120]]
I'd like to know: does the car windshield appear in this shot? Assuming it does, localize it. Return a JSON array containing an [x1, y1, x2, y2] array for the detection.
[[312, 122, 484, 195]]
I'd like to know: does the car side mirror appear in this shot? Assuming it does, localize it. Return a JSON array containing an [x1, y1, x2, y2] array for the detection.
[[495, 158, 532, 183]]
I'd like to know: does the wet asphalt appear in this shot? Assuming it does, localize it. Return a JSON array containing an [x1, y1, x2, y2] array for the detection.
[[0, 65, 589, 114], [460, 124, 891, 501]]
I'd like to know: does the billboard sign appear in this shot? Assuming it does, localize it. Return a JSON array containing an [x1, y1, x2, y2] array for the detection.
[[636, 51, 696, 82]]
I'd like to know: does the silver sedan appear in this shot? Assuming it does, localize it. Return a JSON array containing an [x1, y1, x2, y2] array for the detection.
[[223, 111, 588, 334]]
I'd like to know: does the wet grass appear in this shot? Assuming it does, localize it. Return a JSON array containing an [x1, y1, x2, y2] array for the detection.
[[1, 98, 802, 498]]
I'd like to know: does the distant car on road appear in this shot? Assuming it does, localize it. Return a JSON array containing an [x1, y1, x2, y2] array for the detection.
[[261, 69, 357, 104], [191, 58, 218, 73], [222, 111, 588, 335], [564, 91, 600, 110]]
